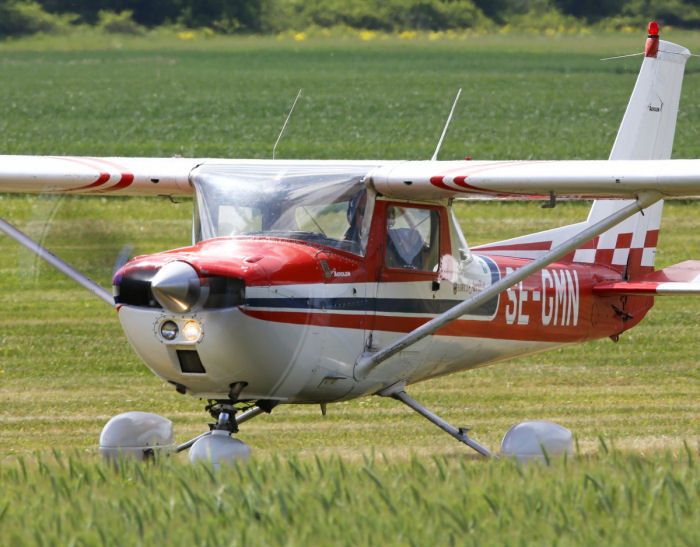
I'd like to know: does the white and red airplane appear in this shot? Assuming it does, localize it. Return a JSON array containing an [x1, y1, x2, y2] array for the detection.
[[1, 23, 699, 462]]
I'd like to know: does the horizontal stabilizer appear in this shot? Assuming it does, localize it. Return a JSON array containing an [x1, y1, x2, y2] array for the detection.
[[593, 260, 700, 295]]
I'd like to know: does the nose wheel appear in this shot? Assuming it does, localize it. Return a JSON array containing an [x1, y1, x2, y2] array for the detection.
[[186, 411, 252, 468], [174, 399, 279, 468]]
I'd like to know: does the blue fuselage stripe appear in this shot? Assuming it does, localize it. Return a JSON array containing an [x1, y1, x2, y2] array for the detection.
[[245, 254, 501, 316]]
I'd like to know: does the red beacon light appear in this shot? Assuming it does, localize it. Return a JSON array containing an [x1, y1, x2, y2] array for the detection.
[[648, 21, 659, 37], [646, 21, 660, 58]]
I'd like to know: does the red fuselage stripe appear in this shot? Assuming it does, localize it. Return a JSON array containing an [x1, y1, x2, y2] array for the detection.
[[240, 308, 593, 343]]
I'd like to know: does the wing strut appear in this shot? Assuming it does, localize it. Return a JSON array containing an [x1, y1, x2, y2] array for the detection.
[[0, 217, 115, 308], [380, 382, 492, 457], [354, 191, 662, 379]]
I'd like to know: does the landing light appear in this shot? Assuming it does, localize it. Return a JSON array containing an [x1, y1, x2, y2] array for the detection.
[[160, 320, 179, 341], [182, 320, 202, 342]]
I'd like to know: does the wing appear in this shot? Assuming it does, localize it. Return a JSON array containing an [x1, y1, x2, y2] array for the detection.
[[0, 156, 199, 195], [0, 155, 203, 307], [4, 156, 700, 201], [369, 159, 700, 201]]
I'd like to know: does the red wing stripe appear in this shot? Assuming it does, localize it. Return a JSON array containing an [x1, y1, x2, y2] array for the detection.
[[68, 171, 111, 191], [431, 161, 547, 195], [451, 176, 496, 194], [430, 175, 456, 191], [86, 158, 135, 192], [108, 172, 135, 191], [49, 156, 113, 192], [430, 161, 521, 194]]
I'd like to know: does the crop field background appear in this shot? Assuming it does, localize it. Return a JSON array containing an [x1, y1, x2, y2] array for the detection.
[[0, 31, 698, 543]]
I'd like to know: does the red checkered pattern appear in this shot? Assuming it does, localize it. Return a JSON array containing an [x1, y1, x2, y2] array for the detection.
[[573, 230, 659, 274]]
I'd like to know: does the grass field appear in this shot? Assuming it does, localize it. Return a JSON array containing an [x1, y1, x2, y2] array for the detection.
[[1, 449, 697, 545], [0, 31, 698, 544]]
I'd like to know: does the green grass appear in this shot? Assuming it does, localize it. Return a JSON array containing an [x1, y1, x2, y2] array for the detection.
[[0, 32, 699, 545], [0, 449, 697, 546]]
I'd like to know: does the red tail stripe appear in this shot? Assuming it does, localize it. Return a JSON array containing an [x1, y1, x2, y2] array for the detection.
[[645, 229, 659, 247], [615, 233, 633, 248], [627, 248, 645, 269], [594, 249, 615, 264], [578, 237, 599, 249]]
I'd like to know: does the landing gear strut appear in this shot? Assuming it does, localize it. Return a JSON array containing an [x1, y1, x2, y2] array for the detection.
[[176, 399, 278, 454]]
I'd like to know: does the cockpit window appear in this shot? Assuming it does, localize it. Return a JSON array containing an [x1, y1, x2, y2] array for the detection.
[[385, 206, 440, 271], [191, 163, 377, 255]]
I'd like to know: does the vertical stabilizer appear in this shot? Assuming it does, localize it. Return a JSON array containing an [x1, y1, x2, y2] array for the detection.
[[473, 24, 691, 279], [579, 24, 690, 277], [609, 29, 690, 160]]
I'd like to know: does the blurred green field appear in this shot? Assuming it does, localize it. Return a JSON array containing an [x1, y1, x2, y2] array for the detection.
[[0, 449, 697, 546], [0, 31, 698, 544]]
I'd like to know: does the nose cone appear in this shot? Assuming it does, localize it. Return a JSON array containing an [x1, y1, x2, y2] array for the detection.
[[151, 261, 201, 313]]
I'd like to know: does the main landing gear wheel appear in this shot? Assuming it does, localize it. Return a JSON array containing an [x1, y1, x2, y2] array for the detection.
[[99, 411, 175, 462]]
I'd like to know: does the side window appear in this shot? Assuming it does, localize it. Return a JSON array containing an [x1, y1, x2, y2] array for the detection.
[[385, 206, 439, 271]]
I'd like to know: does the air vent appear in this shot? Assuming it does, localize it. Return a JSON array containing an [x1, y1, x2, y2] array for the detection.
[[177, 349, 206, 374]]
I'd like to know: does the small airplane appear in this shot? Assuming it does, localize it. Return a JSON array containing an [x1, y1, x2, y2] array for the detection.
[[1, 22, 699, 462]]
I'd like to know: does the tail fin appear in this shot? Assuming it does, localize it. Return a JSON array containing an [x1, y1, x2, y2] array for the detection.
[[474, 24, 690, 278], [579, 25, 690, 277], [609, 25, 689, 161]]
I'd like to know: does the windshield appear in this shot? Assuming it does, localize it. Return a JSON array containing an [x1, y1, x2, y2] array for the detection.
[[191, 163, 377, 255]]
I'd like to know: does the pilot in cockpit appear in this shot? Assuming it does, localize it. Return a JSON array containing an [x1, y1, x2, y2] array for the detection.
[[344, 189, 367, 244]]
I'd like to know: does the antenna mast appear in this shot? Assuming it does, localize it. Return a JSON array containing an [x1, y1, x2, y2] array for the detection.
[[273, 88, 302, 160], [431, 88, 462, 161]]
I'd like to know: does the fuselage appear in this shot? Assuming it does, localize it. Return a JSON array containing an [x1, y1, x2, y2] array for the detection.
[[113, 195, 652, 404]]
